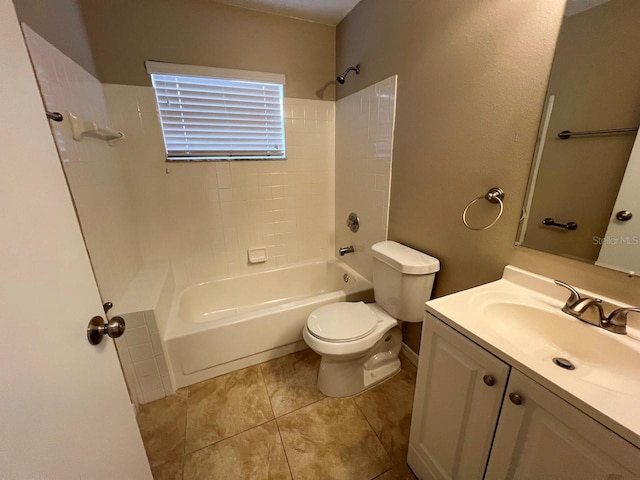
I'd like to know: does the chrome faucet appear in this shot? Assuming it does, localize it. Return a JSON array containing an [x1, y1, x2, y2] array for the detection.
[[555, 280, 640, 334], [339, 245, 355, 256]]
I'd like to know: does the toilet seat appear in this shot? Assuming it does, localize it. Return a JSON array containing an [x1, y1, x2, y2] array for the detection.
[[306, 302, 378, 343]]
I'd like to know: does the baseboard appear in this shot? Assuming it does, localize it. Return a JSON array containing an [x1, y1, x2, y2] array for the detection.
[[401, 342, 419, 367]]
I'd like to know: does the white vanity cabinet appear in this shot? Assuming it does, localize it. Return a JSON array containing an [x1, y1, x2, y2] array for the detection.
[[409, 313, 640, 480], [408, 313, 510, 480], [485, 369, 640, 480]]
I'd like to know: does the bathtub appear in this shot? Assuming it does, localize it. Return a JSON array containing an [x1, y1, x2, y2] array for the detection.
[[164, 260, 373, 388]]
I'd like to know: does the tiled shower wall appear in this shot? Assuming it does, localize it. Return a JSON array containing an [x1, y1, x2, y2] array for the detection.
[[23, 26, 143, 306], [335, 76, 397, 280], [104, 85, 335, 288]]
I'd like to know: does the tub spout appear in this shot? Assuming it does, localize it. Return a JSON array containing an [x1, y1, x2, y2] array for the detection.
[[339, 245, 355, 256]]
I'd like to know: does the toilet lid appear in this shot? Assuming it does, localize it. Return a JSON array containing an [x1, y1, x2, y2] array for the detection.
[[307, 302, 378, 343]]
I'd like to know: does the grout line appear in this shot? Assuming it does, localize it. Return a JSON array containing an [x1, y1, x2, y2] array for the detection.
[[258, 363, 276, 420], [180, 389, 188, 480], [258, 363, 295, 479], [274, 395, 326, 419], [274, 418, 295, 480], [353, 394, 396, 471], [184, 418, 275, 457]]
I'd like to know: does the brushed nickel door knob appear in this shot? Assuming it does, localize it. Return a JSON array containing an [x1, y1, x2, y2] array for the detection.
[[87, 315, 126, 345], [483, 375, 495, 387]]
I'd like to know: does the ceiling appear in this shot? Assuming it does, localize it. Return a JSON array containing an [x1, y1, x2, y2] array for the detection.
[[211, 0, 361, 25]]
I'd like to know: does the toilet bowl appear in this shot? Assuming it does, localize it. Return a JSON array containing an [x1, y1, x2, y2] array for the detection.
[[303, 302, 402, 397], [303, 241, 440, 397]]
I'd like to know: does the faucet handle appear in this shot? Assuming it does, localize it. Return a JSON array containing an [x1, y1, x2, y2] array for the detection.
[[606, 307, 640, 326], [554, 280, 582, 304]]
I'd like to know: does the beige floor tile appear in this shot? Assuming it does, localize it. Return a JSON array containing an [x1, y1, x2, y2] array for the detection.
[[259, 349, 325, 417], [185, 365, 274, 452], [183, 421, 291, 480], [354, 359, 417, 465], [137, 390, 188, 467], [278, 397, 393, 480], [374, 465, 418, 480], [151, 456, 184, 480]]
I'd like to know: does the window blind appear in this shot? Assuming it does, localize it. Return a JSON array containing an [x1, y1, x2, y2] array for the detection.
[[147, 63, 286, 161]]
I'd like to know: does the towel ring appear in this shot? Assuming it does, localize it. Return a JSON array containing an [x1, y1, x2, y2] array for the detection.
[[462, 188, 505, 231]]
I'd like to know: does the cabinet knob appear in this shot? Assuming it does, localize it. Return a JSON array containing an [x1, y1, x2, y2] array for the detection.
[[483, 375, 495, 387], [509, 392, 523, 406]]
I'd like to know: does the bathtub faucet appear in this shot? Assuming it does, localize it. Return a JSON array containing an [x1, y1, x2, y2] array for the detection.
[[339, 245, 355, 256]]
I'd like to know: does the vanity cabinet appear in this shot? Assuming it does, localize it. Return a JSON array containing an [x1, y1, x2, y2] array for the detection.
[[485, 369, 640, 480], [409, 313, 640, 480], [407, 313, 510, 480]]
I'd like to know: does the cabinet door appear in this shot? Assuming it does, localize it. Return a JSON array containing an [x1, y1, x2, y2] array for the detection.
[[408, 314, 510, 480], [485, 370, 640, 480]]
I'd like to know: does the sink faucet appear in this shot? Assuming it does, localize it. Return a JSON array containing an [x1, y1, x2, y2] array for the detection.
[[555, 280, 640, 334], [339, 245, 355, 256], [555, 280, 604, 328]]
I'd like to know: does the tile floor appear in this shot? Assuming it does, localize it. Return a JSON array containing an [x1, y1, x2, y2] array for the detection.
[[137, 349, 418, 480]]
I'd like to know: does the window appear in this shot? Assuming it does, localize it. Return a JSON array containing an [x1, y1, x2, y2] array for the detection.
[[146, 61, 286, 161]]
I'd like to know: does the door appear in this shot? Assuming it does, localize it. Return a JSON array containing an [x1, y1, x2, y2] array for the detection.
[[408, 314, 510, 480], [596, 130, 640, 274], [485, 370, 640, 480], [0, 1, 151, 477]]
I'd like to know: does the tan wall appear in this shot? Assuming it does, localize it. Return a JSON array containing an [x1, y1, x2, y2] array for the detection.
[[525, 0, 640, 261], [78, 0, 336, 100], [13, 0, 97, 77], [337, 0, 568, 352]]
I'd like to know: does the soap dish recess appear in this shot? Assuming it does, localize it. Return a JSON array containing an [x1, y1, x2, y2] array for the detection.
[[248, 247, 268, 264]]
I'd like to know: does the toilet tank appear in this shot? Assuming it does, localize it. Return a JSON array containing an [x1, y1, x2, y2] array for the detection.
[[371, 241, 440, 323]]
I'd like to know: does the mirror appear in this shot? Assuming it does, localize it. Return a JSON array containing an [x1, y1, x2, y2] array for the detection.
[[517, 0, 640, 276]]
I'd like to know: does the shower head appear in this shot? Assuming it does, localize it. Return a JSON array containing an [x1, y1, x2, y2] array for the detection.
[[336, 64, 360, 84]]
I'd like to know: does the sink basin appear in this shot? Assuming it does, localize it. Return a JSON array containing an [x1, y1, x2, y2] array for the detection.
[[426, 265, 640, 448], [481, 302, 640, 392]]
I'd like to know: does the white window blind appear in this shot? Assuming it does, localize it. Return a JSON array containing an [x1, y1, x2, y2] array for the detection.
[[146, 62, 286, 161]]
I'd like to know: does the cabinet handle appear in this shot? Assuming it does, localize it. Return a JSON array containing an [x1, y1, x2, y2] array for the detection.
[[483, 375, 495, 387], [509, 392, 523, 406]]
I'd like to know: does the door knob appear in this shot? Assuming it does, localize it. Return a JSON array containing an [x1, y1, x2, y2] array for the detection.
[[87, 315, 126, 345], [616, 211, 633, 222], [483, 375, 495, 386]]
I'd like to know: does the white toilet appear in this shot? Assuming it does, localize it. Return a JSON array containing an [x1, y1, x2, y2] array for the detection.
[[303, 240, 440, 397]]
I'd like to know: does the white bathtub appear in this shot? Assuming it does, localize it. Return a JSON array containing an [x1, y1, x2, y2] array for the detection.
[[164, 260, 373, 388]]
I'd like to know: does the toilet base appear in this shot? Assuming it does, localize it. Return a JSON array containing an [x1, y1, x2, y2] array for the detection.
[[316, 327, 402, 397]]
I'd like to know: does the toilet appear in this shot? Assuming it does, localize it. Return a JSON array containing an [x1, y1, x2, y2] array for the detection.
[[303, 240, 440, 397]]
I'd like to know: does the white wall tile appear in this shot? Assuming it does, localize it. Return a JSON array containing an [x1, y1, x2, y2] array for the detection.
[[150, 333, 163, 356], [335, 76, 398, 280], [124, 311, 145, 329], [23, 27, 143, 306], [143, 387, 166, 404], [133, 358, 158, 378], [120, 309, 172, 403], [129, 343, 155, 363], [104, 87, 335, 287], [161, 376, 173, 396], [124, 326, 150, 347]]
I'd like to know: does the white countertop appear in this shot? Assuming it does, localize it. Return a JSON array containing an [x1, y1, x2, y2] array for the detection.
[[425, 265, 640, 449]]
